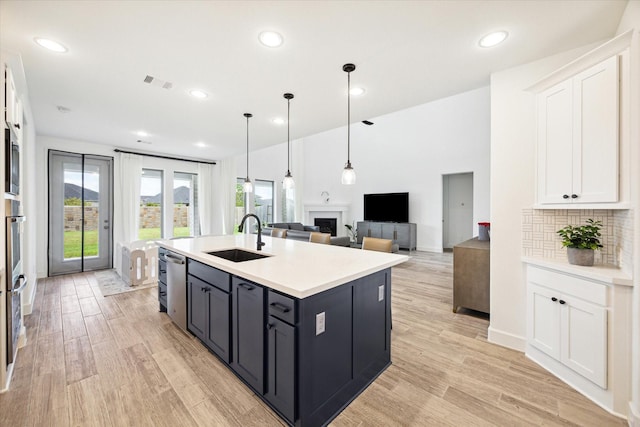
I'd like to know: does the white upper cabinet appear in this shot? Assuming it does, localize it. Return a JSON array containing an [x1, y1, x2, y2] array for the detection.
[[4, 65, 17, 128], [536, 55, 619, 204]]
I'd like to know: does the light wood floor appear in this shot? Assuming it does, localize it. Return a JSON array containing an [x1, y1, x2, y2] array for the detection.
[[0, 251, 626, 426]]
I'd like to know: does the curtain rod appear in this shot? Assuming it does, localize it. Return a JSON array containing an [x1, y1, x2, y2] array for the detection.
[[114, 148, 216, 165]]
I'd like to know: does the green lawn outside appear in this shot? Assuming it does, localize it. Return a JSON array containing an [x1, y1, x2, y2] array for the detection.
[[63, 227, 190, 259]]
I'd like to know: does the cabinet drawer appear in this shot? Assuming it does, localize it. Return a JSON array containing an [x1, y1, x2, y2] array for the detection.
[[158, 260, 167, 285], [158, 282, 167, 306], [527, 266, 608, 306], [268, 290, 297, 325], [188, 259, 230, 292]]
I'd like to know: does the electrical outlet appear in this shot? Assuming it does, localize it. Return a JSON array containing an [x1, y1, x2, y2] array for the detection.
[[316, 312, 325, 335], [378, 285, 385, 302]]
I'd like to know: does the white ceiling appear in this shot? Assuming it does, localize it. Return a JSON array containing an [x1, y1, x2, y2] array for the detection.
[[0, 0, 628, 161]]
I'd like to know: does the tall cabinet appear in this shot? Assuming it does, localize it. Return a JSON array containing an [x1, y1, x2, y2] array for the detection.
[[524, 30, 635, 419]]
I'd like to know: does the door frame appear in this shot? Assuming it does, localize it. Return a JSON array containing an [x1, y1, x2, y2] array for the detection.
[[442, 172, 474, 250], [47, 149, 114, 276]]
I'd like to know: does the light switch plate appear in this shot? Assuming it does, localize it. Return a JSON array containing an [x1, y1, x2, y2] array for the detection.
[[378, 285, 385, 302], [316, 312, 325, 335]]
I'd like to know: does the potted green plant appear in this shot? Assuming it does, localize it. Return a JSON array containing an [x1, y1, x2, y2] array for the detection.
[[345, 222, 357, 244], [556, 219, 603, 266]]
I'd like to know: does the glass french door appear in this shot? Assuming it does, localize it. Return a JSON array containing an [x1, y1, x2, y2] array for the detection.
[[48, 150, 113, 276]]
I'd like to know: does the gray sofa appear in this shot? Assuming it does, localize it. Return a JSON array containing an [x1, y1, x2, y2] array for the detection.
[[262, 222, 351, 246]]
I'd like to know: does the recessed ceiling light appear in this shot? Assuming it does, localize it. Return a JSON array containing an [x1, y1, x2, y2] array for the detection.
[[272, 117, 286, 125], [136, 130, 149, 137], [195, 142, 208, 148], [258, 31, 283, 48], [34, 37, 68, 53], [478, 31, 508, 48], [350, 87, 365, 96], [189, 89, 208, 99]]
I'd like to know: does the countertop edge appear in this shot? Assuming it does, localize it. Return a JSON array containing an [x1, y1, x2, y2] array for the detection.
[[522, 256, 633, 286], [158, 237, 409, 298]]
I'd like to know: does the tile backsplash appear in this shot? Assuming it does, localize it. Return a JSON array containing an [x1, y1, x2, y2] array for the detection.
[[522, 209, 634, 273]]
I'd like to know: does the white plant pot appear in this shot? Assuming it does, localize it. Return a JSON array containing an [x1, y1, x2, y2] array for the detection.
[[567, 247, 595, 266]]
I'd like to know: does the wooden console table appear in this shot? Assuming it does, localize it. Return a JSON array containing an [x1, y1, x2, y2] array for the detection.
[[453, 237, 490, 314]]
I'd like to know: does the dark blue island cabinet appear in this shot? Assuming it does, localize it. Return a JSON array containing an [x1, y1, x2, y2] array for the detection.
[[175, 257, 392, 427]]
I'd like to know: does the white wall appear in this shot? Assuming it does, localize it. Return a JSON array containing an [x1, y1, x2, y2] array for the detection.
[[240, 86, 491, 251]]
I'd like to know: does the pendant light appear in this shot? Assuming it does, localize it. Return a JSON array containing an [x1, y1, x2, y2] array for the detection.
[[243, 113, 253, 193], [282, 93, 295, 189], [341, 63, 356, 185]]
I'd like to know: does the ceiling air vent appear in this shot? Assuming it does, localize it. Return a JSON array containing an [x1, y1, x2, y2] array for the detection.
[[143, 75, 173, 90]]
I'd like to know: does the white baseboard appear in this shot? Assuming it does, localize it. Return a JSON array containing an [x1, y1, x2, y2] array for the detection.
[[487, 326, 526, 352], [629, 401, 640, 427], [416, 246, 444, 253]]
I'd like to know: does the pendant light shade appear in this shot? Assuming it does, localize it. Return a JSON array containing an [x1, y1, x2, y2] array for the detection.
[[341, 63, 356, 185], [282, 93, 295, 190], [243, 113, 253, 193]]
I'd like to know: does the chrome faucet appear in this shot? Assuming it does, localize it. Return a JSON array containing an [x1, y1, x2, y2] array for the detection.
[[238, 213, 265, 251]]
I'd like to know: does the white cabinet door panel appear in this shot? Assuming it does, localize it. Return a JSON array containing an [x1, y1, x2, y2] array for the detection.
[[560, 296, 607, 388], [572, 55, 619, 203], [528, 284, 561, 359], [537, 80, 573, 204]]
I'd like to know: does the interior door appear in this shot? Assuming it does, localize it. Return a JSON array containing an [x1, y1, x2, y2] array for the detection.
[[48, 150, 113, 276], [442, 172, 473, 249]]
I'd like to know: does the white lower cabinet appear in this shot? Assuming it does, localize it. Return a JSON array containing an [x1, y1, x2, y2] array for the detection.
[[525, 263, 632, 417], [528, 282, 606, 387]]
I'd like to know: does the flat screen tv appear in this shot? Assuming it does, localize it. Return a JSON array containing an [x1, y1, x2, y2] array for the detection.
[[364, 192, 409, 223]]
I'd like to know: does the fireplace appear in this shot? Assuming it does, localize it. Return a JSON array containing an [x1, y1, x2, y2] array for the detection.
[[314, 218, 337, 236]]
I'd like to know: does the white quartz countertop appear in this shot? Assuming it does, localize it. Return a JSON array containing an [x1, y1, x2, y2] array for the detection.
[[522, 257, 633, 286], [158, 234, 409, 298]]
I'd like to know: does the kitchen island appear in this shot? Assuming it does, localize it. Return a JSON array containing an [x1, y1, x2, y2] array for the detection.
[[158, 234, 408, 427]]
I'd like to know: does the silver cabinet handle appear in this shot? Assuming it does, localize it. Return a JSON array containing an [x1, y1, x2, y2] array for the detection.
[[12, 274, 28, 294], [165, 253, 185, 264]]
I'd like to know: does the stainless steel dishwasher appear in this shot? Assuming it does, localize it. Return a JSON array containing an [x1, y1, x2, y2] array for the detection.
[[165, 251, 187, 331]]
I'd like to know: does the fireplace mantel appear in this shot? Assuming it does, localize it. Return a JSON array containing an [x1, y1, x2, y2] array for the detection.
[[304, 205, 350, 237], [304, 205, 350, 213]]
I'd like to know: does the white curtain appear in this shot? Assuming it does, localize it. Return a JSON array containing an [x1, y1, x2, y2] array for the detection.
[[216, 158, 237, 235], [115, 152, 142, 276], [292, 138, 305, 222], [197, 163, 216, 235], [199, 158, 236, 236]]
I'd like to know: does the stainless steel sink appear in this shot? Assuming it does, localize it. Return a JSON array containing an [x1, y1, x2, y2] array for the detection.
[[205, 249, 270, 262]]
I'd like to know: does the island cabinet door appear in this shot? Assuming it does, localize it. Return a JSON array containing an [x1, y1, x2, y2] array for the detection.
[[266, 317, 295, 423], [231, 277, 265, 393], [206, 285, 231, 364], [353, 270, 390, 377], [187, 275, 209, 342]]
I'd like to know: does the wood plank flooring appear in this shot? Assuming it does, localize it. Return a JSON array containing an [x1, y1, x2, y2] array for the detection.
[[0, 252, 626, 426]]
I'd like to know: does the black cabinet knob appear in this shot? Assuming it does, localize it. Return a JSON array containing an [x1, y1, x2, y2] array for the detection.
[[551, 297, 557, 302], [571, 194, 578, 199], [559, 300, 566, 305], [563, 194, 569, 199], [14, 123, 20, 129]]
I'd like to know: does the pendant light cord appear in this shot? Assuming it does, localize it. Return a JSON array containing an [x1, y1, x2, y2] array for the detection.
[[246, 115, 250, 179], [347, 69, 351, 164], [287, 97, 291, 173]]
